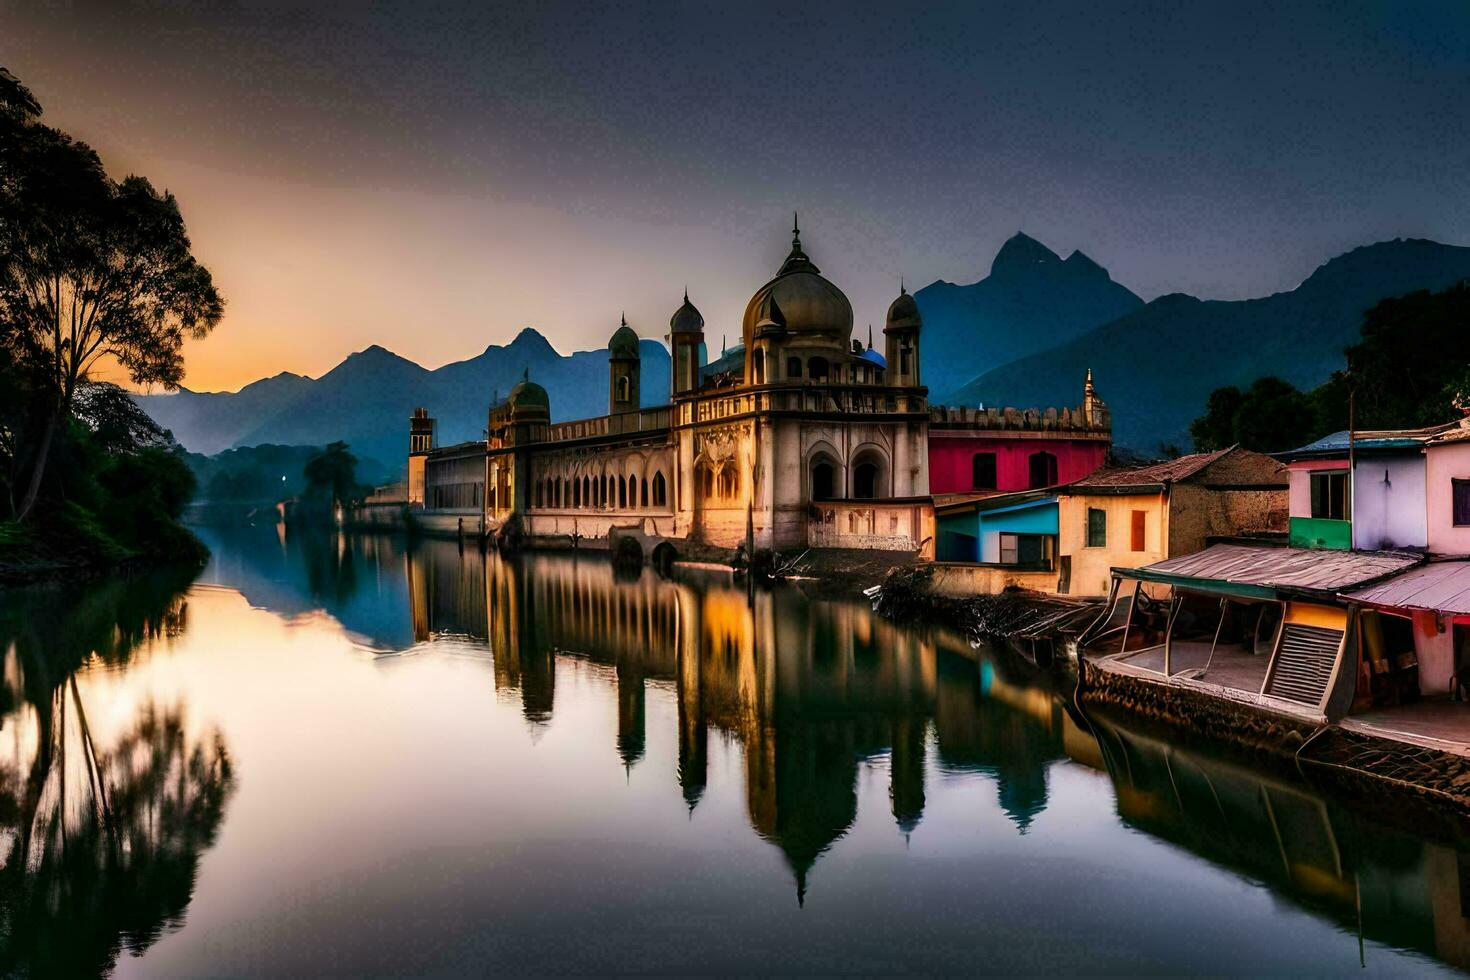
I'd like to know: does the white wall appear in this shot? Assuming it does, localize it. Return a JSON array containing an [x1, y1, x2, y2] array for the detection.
[[1353, 455, 1427, 550]]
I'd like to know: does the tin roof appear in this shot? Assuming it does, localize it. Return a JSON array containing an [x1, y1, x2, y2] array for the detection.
[[1344, 560, 1470, 615], [1116, 543, 1422, 598], [1280, 423, 1457, 460], [1071, 447, 1232, 491]]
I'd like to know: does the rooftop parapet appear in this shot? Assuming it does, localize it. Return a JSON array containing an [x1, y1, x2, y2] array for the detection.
[[928, 402, 1110, 434]]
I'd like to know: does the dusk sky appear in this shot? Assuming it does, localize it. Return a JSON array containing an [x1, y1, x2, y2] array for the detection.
[[8, 0, 1469, 392]]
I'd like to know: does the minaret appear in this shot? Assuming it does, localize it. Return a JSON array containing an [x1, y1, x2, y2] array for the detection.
[[668, 289, 705, 397], [608, 314, 641, 415], [1083, 368, 1108, 428], [883, 281, 922, 388]]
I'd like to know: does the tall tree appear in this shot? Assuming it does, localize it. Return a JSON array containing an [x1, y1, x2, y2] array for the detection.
[[303, 441, 360, 507], [0, 68, 223, 521]]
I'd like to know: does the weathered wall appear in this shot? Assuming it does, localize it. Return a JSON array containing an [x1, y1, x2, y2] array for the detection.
[[1167, 484, 1287, 556], [925, 562, 1059, 597], [1353, 455, 1427, 550], [1058, 492, 1166, 598], [1426, 442, 1470, 555], [807, 500, 933, 555]]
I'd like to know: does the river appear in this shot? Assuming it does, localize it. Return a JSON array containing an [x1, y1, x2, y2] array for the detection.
[[0, 523, 1464, 975]]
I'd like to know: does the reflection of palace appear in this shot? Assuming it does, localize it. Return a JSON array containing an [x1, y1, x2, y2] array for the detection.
[[405, 539, 1088, 898], [1092, 715, 1470, 970], [407, 219, 934, 556]]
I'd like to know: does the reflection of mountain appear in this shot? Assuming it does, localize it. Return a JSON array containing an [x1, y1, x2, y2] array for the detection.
[[404, 538, 1082, 899], [0, 574, 234, 976], [193, 523, 417, 650], [1090, 713, 1470, 971]]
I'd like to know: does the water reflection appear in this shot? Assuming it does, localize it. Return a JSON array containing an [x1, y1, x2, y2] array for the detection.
[[1091, 713, 1470, 970], [8, 525, 1470, 973], [0, 570, 234, 976], [405, 538, 1089, 897]]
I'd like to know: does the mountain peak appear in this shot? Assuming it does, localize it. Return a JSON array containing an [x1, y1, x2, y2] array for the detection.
[[991, 232, 1061, 278]]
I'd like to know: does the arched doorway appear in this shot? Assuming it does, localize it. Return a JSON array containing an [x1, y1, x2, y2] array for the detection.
[[811, 457, 837, 501]]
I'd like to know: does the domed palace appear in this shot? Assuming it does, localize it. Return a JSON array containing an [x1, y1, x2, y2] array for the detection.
[[405, 218, 937, 556]]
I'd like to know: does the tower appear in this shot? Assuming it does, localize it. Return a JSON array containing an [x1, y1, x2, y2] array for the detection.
[[883, 282, 922, 388], [668, 289, 705, 397], [608, 314, 641, 415], [407, 407, 436, 506], [1082, 368, 1108, 428]]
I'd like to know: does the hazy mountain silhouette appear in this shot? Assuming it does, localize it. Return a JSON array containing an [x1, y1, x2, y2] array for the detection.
[[136, 327, 671, 472], [914, 232, 1145, 401], [947, 238, 1470, 451]]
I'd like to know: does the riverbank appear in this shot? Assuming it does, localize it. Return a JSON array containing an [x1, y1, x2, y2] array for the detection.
[[0, 510, 208, 587]]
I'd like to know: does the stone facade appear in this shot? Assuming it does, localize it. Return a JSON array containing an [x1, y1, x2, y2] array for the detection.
[[409, 222, 933, 556]]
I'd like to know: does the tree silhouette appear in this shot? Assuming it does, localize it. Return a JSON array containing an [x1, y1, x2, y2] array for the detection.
[[0, 67, 223, 521]]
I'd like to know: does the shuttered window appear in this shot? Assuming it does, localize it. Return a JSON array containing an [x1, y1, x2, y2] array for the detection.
[[1454, 479, 1470, 527], [1131, 510, 1146, 551]]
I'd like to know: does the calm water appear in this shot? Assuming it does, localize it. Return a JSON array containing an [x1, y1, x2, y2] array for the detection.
[[1, 525, 1467, 975]]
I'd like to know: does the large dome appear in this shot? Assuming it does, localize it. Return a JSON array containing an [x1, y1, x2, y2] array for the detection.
[[741, 221, 852, 349]]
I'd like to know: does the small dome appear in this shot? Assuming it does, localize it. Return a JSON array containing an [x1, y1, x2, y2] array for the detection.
[[885, 286, 921, 333], [859, 347, 886, 368], [670, 290, 704, 334], [609, 316, 640, 359], [754, 290, 786, 338], [507, 378, 549, 415]]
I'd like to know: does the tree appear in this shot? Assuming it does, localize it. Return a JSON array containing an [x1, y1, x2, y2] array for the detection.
[[0, 67, 223, 521], [1342, 284, 1470, 429], [303, 441, 360, 507], [1188, 376, 1317, 454]]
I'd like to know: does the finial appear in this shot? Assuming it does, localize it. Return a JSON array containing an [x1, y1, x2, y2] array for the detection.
[[523, 368, 529, 382], [683, 285, 689, 304], [792, 211, 800, 246], [900, 275, 906, 295], [867, 324, 873, 349], [621, 311, 627, 328], [722, 334, 727, 355]]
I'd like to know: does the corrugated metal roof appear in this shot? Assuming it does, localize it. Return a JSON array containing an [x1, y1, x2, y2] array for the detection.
[[1117, 542, 1422, 595], [1344, 560, 1470, 615], [1071, 447, 1232, 489], [1280, 423, 1457, 460]]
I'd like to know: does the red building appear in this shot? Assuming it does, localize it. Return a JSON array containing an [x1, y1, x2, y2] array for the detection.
[[928, 371, 1111, 496]]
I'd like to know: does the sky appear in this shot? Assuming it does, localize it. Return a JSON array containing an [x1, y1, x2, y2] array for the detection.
[[6, 0, 1470, 393]]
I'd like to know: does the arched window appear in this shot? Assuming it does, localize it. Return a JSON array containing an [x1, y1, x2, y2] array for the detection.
[[811, 457, 836, 501], [717, 467, 738, 499], [1028, 451, 1058, 489], [617, 376, 631, 402], [618, 476, 627, 508], [851, 448, 888, 499], [652, 471, 667, 507], [535, 480, 543, 508], [555, 477, 563, 508], [808, 356, 829, 382], [972, 453, 997, 490], [573, 478, 581, 508], [583, 476, 591, 507], [753, 348, 766, 384], [787, 356, 802, 380], [641, 476, 649, 507]]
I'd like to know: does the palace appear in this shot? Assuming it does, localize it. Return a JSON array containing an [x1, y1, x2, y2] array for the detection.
[[407, 219, 935, 557]]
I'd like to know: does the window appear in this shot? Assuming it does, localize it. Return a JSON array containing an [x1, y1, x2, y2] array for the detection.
[[1087, 507, 1107, 547], [652, 471, 667, 507], [1131, 510, 1146, 551], [1454, 479, 1470, 527], [753, 349, 766, 384], [1310, 470, 1350, 520], [999, 533, 1046, 567], [1029, 451, 1058, 489], [853, 461, 879, 499], [811, 459, 836, 501], [787, 356, 802, 380], [808, 356, 829, 382], [899, 347, 912, 376], [616, 375, 631, 402], [971, 452, 997, 490], [641, 477, 649, 507]]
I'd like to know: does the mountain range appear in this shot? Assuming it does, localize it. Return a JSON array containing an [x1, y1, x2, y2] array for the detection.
[[939, 237, 1470, 450], [913, 232, 1144, 399], [137, 328, 670, 471], [137, 234, 1470, 471]]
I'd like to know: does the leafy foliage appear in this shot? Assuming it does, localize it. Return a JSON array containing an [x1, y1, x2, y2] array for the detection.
[[1191, 283, 1470, 453]]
